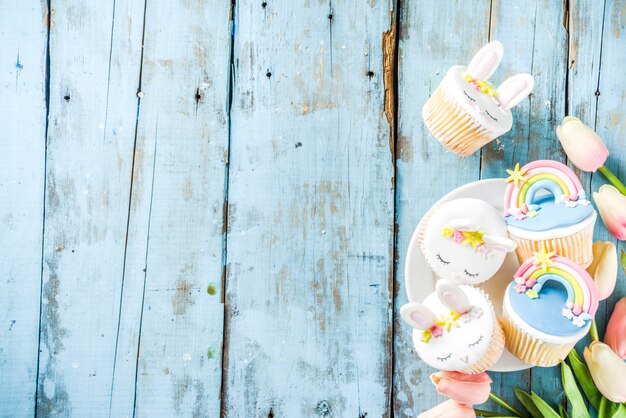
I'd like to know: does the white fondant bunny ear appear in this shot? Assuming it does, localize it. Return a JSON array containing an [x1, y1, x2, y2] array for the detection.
[[436, 280, 472, 314], [466, 41, 504, 80], [482, 235, 517, 252], [400, 303, 437, 330], [497, 74, 534, 109], [448, 218, 480, 231]]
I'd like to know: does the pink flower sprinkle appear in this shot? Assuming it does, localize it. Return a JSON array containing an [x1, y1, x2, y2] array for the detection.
[[514, 284, 527, 294], [453, 230, 464, 244], [431, 326, 443, 338]]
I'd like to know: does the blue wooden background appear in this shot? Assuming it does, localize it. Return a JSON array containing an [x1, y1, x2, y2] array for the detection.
[[1, 1, 624, 417]]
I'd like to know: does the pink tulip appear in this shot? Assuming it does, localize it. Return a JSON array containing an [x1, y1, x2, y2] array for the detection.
[[430, 371, 492, 405], [605, 297, 626, 360], [418, 399, 476, 418], [556, 116, 608, 172], [593, 185, 626, 240]]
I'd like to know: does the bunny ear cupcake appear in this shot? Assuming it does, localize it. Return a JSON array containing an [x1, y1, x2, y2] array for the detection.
[[502, 249, 598, 366], [422, 40, 534, 157], [400, 280, 505, 374], [503, 160, 597, 267], [419, 198, 517, 285]]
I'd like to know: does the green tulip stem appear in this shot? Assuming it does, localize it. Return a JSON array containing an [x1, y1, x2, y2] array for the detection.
[[598, 165, 626, 196], [489, 392, 524, 417], [590, 318, 599, 342]]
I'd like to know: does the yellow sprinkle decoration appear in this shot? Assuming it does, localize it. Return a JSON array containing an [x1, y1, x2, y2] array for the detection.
[[461, 230, 485, 250], [533, 244, 556, 271], [505, 163, 528, 187], [443, 227, 453, 237]]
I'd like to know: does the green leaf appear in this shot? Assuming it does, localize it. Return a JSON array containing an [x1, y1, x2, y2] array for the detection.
[[559, 404, 571, 418], [529, 391, 561, 418], [514, 387, 543, 418], [614, 404, 626, 418], [621, 249, 626, 274], [561, 361, 591, 418], [489, 392, 526, 417], [598, 397, 607, 418], [568, 349, 602, 410], [474, 410, 518, 418]]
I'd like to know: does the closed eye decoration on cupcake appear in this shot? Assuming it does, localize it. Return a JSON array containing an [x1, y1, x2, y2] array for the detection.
[[422, 40, 534, 157], [503, 160, 597, 268], [421, 198, 517, 285], [400, 280, 505, 374]]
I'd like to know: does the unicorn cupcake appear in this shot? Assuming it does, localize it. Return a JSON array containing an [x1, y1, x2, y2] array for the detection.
[[422, 41, 534, 157]]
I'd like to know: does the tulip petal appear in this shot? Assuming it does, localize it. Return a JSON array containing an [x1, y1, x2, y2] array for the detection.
[[586, 241, 618, 300], [605, 297, 626, 360], [418, 399, 476, 418], [583, 342, 626, 403], [594, 185, 626, 241], [556, 116, 608, 172]]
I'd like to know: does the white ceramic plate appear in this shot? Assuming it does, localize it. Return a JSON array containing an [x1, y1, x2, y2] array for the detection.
[[404, 178, 532, 372]]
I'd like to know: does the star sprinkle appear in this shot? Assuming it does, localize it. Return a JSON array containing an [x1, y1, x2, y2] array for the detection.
[[461, 230, 485, 250], [526, 289, 539, 299], [442, 227, 453, 237], [505, 163, 528, 187], [421, 330, 432, 343], [533, 245, 556, 271]]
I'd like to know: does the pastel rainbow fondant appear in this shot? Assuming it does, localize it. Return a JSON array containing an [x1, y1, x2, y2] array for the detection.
[[512, 247, 598, 327], [504, 160, 590, 220]]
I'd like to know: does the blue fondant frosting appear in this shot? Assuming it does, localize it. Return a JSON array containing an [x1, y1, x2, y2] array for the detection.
[[507, 280, 586, 336], [505, 195, 594, 232]]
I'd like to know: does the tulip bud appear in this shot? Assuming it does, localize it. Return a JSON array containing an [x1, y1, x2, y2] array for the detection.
[[605, 297, 626, 360], [430, 371, 492, 405], [583, 341, 626, 403], [556, 116, 608, 172], [593, 185, 626, 240], [418, 399, 476, 418], [586, 241, 618, 300]]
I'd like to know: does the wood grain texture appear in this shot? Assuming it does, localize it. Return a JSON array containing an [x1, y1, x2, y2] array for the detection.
[[393, 1, 489, 416], [222, 0, 395, 416], [35, 1, 143, 415], [0, 2, 47, 416], [486, 0, 569, 411], [125, 1, 232, 417]]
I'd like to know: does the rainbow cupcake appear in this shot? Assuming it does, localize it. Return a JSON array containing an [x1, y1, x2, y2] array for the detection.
[[503, 160, 596, 268], [502, 249, 598, 366]]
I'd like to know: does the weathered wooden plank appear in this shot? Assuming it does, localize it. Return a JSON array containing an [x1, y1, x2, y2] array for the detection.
[[35, 0, 144, 415], [223, 0, 395, 416], [588, 0, 626, 343], [484, 0, 568, 411], [124, 1, 232, 417], [0, 2, 47, 416], [393, 1, 490, 415]]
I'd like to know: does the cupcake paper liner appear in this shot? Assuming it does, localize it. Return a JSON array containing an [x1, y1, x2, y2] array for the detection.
[[502, 308, 576, 367], [422, 84, 496, 157], [508, 213, 596, 268]]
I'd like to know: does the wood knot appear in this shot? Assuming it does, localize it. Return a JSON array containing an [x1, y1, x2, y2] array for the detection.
[[63, 95, 70, 102], [261, 1, 267, 8], [266, 71, 272, 78], [366, 70, 374, 78]]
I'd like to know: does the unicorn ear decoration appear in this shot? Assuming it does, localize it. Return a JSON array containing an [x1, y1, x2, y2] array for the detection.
[[422, 40, 535, 157], [466, 41, 504, 81], [497, 74, 534, 110], [400, 280, 504, 373], [421, 198, 516, 285]]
